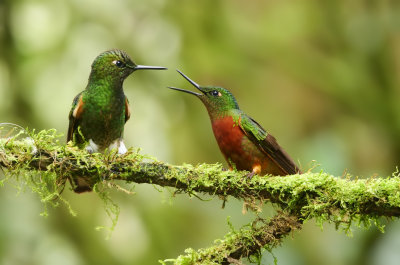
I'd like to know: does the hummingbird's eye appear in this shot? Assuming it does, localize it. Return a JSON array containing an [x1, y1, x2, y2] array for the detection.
[[113, 60, 125, 68], [211, 90, 220, 97]]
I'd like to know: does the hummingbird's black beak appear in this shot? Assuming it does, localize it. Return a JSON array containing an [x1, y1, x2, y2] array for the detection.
[[174, 69, 206, 94], [168, 86, 202, 96], [133, 65, 167, 70]]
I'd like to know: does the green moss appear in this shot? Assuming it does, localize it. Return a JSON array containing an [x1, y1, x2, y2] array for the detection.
[[0, 127, 67, 216], [161, 212, 301, 264], [0, 127, 145, 229], [2, 128, 400, 263]]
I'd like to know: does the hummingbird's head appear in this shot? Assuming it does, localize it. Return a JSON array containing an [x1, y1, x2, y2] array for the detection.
[[169, 70, 240, 118], [90, 49, 166, 82]]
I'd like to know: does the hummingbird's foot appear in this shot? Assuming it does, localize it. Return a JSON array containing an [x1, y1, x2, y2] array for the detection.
[[246, 172, 256, 180], [246, 164, 261, 180]]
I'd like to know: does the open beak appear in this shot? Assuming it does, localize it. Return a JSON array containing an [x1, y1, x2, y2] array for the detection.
[[168, 86, 202, 96], [132, 65, 167, 70], [168, 69, 204, 96]]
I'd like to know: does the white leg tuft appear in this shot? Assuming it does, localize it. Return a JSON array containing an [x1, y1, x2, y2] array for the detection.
[[118, 141, 127, 154], [86, 139, 99, 153], [108, 139, 127, 154]]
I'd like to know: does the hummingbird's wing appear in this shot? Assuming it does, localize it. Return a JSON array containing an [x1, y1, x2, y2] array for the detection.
[[67, 92, 84, 142], [125, 96, 130, 123], [238, 113, 301, 175]]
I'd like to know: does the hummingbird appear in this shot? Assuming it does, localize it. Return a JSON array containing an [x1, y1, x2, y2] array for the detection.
[[67, 49, 166, 154], [169, 70, 302, 177], [67, 49, 166, 192]]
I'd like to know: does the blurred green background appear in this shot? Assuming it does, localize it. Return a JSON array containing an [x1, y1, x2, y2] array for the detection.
[[1, 0, 400, 264]]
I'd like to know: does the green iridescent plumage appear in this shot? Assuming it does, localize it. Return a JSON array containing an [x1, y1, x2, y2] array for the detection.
[[67, 49, 166, 153], [67, 49, 166, 192]]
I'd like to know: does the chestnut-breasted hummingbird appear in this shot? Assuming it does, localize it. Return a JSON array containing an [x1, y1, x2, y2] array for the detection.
[[169, 70, 301, 177]]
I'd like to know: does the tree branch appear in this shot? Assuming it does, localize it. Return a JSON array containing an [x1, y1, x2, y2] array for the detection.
[[1, 133, 400, 219], [1, 129, 400, 264], [162, 211, 302, 265]]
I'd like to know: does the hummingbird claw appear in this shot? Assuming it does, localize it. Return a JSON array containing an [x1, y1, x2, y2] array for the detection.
[[246, 172, 256, 180], [85, 146, 95, 154]]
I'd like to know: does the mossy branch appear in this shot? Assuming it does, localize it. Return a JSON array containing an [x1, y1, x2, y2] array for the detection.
[[163, 211, 302, 265], [1, 129, 400, 264], [1, 131, 400, 220]]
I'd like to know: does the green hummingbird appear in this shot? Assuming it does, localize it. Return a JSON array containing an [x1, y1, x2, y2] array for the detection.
[[67, 49, 166, 192], [169, 70, 301, 177], [67, 49, 166, 154]]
